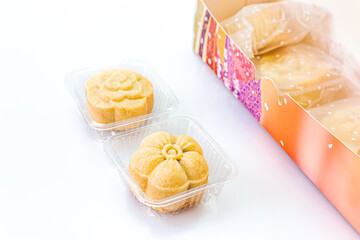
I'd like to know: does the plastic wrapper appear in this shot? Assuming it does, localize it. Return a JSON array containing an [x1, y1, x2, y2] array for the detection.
[[309, 97, 360, 155], [194, 0, 360, 232], [254, 43, 358, 109], [220, 1, 331, 58]]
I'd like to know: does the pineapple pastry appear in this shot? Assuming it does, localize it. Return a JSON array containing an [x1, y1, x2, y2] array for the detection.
[[221, 1, 330, 57], [309, 97, 360, 155], [85, 69, 154, 127], [129, 132, 209, 212], [257, 43, 354, 109]]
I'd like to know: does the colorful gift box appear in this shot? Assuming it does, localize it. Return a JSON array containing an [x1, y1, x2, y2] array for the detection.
[[194, 0, 360, 233]]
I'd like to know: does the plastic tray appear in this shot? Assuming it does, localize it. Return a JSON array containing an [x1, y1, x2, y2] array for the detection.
[[65, 59, 179, 140], [104, 117, 237, 213]]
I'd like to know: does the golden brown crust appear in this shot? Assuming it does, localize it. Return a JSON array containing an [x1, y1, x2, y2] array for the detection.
[[85, 69, 154, 128], [129, 132, 209, 211]]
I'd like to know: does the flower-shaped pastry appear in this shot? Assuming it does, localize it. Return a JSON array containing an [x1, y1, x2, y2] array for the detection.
[[129, 132, 209, 212], [85, 69, 153, 128]]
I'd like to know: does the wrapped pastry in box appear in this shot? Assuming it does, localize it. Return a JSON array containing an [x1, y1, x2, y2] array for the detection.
[[194, 0, 360, 233], [255, 43, 357, 108], [309, 97, 360, 155], [221, 1, 332, 58]]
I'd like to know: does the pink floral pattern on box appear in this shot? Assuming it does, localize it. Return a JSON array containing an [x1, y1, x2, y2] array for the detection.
[[194, 7, 261, 121], [232, 46, 255, 81]]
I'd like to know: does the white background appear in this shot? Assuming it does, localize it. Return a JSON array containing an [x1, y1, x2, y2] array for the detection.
[[0, 0, 359, 239]]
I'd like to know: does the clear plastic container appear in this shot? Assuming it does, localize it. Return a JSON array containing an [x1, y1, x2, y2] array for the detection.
[[65, 59, 179, 140], [103, 117, 237, 213]]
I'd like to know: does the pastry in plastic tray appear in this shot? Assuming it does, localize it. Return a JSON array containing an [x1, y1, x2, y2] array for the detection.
[[256, 43, 354, 109], [85, 69, 154, 128], [221, 1, 330, 57], [129, 132, 209, 212], [309, 97, 360, 155]]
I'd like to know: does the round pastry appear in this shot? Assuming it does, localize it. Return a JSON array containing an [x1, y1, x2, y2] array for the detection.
[[258, 44, 350, 108], [85, 69, 153, 129], [129, 132, 209, 212], [309, 98, 360, 155]]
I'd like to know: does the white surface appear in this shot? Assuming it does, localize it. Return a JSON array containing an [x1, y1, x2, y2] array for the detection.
[[0, 0, 359, 239]]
